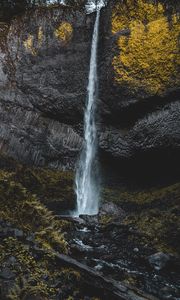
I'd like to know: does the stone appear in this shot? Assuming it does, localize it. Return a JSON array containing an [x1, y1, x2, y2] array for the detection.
[[99, 202, 125, 219], [14, 228, 24, 237], [79, 214, 98, 226], [148, 252, 171, 271], [7, 256, 17, 265], [0, 267, 15, 280]]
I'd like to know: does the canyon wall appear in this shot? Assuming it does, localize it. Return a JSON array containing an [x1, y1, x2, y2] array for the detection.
[[0, 0, 179, 178]]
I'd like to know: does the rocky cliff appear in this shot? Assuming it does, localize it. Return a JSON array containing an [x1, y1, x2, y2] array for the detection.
[[0, 4, 89, 169], [0, 2, 180, 299], [0, 0, 180, 179]]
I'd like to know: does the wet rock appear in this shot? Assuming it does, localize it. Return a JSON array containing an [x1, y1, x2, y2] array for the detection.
[[0, 227, 8, 237], [0, 267, 15, 280], [94, 263, 103, 271], [14, 228, 24, 237], [99, 202, 126, 222], [70, 241, 93, 255], [148, 252, 171, 271], [26, 233, 35, 242], [79, 214, 99, 226], [58, 215, 86, 226], [0, 279, 15, 300], [65, 208, 180, 300], [22, 294, 48, 300], [6, 256, 17, 265]]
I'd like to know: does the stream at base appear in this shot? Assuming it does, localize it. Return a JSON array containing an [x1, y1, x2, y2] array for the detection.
[[58, 214, 180, 300]]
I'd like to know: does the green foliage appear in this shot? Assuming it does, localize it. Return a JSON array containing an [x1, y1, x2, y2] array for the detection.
[[104, 182, 180, 206], [0, 152, 75, 211], [0, 229, 84, 299], [103, 182, 180, 254], [0, 237, 81, 299], [0, 237, 57, 299], [124, 207, 180, 254], [0, 155, 81, 299], [14, 167, 75, 210], [0, 167, 68, 253], [99, 214, 113, 225]]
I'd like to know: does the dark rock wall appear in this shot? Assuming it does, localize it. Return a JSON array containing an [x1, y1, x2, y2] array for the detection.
[[0, 5, 93, 168], [0, 0, 180, 180], [98, 0, 180, 180]]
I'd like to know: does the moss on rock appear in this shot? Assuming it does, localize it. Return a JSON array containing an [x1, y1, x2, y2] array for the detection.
[[0, 155, 83, 299], [112, 0, 180, 96], [15, 167, 75, 212], [103, 181, 180, 254], [0, 236, 81, 299], [0, 171, 68, 253], [0, 154, 75, 212]]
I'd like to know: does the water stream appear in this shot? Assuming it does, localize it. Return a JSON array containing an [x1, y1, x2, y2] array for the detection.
[[75, 1, 105, 216]]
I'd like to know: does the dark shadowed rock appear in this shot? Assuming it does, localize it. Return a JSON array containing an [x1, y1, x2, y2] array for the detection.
[[0, 0, 179, 180], [99, 202, 126, 223], [99, 101, 180, 159], [0, 267, 15, 280], [79, 214, 99, 225], [0, 5, 91, 168], [148, 252, 171, 271], [14, 228, 24, 238]]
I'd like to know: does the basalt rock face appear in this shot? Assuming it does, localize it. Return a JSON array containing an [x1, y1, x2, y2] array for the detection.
[[0, 5, 92, 168], [99, 0, 180, 113], [0, 1, 180, 178], [98, 0, 180, 179], [99, 101, 180, 178]]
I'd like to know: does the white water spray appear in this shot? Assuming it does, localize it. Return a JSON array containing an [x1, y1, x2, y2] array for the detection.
[[75, 1, 105, 216]]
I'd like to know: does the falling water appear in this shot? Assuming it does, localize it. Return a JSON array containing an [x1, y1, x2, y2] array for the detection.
[[75, 1, 105, 216]]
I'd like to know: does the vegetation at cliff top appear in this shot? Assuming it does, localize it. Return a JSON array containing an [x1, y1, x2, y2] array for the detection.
[[0, 0, 87, 22]]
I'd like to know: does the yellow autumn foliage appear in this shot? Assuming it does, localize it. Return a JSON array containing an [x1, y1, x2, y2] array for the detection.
[[38, 26, 43, 46], [112, 0, 165, 34], [23, 34, 37, 55], [23, 26, 43, 56], [54, 22, 73, 42], [112, 0, 180, 95]]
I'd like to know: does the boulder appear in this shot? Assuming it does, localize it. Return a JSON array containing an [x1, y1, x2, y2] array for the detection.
[[148, 252, 171, 271], [0, 267, 15, 280], [99, 202, 126, 223]]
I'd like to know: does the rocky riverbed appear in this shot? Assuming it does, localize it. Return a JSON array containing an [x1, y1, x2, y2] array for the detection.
[[0, 155, 179, 299], [62, 205, 180, 300]]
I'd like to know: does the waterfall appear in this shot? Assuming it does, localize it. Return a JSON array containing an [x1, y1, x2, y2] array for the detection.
[[75, 1, 104, 216]]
